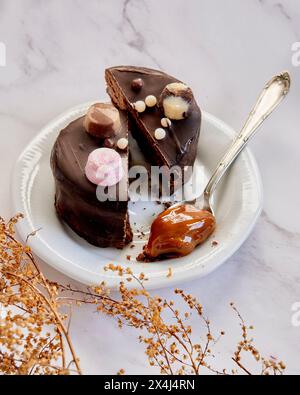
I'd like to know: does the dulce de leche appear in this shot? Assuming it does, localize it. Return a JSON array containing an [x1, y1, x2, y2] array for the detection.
[[139, 204, 216, 261]]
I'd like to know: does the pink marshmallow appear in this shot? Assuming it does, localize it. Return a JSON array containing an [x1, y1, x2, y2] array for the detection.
[[85, 148, 124, 187]]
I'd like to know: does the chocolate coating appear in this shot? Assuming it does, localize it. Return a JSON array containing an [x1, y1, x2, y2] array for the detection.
[[103, 138, 115, 148], [51, 111, 132, 249]]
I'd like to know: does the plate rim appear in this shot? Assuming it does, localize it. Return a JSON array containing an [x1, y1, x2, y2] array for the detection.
[[11, 102, 263, 289]]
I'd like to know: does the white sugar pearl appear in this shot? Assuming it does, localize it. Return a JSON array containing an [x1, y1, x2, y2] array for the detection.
[[133, 101, 146, 113], [117, 138, 128, 150], [145, 95, 157, 107], [161, 118, 171, 128], [154, 128, 166, 141]]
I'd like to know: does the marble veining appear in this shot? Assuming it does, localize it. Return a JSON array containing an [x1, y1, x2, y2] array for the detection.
[[0, 0, 300, 374]]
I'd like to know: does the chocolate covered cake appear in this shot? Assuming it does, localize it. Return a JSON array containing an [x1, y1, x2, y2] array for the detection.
[[105, 66, 201, 168], [51, 66, 202, 249], [51, 107, 132, 249]]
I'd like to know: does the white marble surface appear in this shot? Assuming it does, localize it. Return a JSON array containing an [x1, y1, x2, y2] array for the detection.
[[1, 0, 300, 375]]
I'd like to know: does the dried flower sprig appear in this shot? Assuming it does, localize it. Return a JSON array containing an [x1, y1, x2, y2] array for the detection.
[[64, 264, 286, 375], [0, 216, 286, 375], [0, 215, 81, 375], [230, 303, 286, 375]]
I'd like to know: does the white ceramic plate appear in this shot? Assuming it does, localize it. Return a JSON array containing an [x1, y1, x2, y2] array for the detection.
[[12, 101, 263, 289]]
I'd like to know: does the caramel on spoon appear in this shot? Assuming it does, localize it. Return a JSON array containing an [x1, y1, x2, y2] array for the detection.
[[140, 72, 291, 261]]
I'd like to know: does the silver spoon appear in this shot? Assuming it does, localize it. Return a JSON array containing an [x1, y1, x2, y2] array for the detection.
[[178, 71, 291, 216]]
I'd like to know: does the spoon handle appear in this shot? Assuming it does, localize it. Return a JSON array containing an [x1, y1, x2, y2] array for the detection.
[[204, 71, 291, 200]]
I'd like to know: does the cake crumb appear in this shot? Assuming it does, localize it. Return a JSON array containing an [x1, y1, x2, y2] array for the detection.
[[167, 267, 173, 278], [117, 369, 125, 375], [212, 240, 219, 247], [126, 255, 131, 261], [164, 202, 172, 209], [130, 244, 135, 249]]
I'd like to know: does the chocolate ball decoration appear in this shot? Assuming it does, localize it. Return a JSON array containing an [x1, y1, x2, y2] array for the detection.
[[83, 103, 121, 138], [131, 78, 144, 92], [159, 82, 194, 120]]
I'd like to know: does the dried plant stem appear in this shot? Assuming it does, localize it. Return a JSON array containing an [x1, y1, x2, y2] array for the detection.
[[5, 271, 82, 375], [0, 216, 286, 376], [0, 215, 82, 375], [232, 358, 252, 375]]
